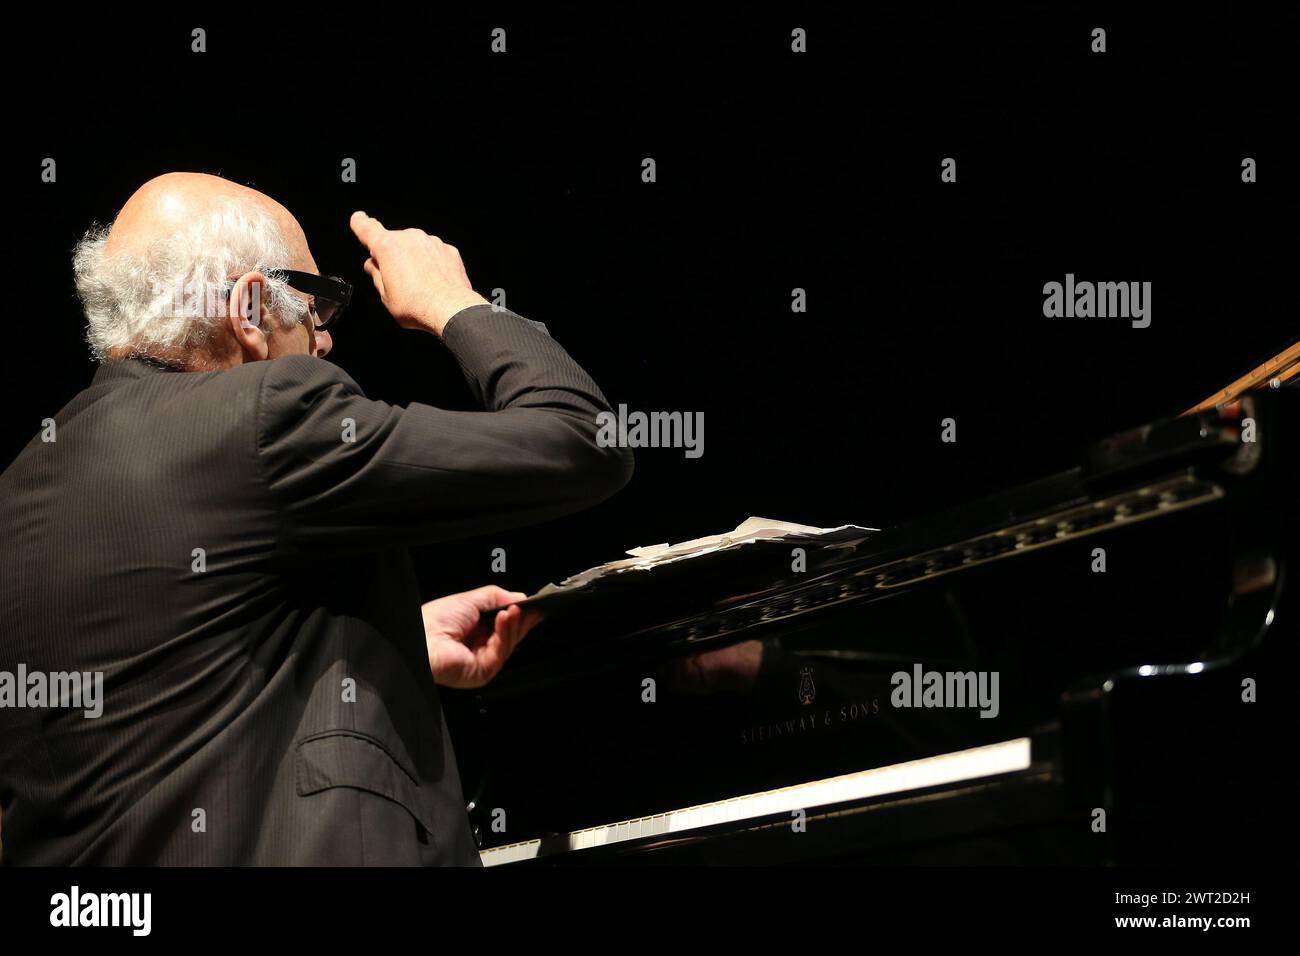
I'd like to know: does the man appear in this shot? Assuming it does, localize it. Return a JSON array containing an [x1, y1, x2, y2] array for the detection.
[[0, 173, 633, 865]]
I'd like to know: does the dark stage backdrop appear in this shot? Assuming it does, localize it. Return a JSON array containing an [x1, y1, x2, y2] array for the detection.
[[4, 5, 1295, 610]]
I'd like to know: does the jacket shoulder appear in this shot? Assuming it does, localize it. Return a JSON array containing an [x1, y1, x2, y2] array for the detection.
[[252, 356, 374, 457], [254, 356, 366, 416]]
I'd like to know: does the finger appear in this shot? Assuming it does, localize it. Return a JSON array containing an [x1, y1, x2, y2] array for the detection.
[[501, 605, 533, 654], [494, 606, 515, 638], [363, 257, 386, 299], [477, 618, 512, 675], [508, 610, 539, 654], [462, 615, 495, 649], [517, 608, 543, 639], [349, 211, 387, 251], [465, 585, 526, 610], [492, 608, 519, 656]]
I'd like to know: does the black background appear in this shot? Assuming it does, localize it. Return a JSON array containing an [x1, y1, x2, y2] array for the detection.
[[4, 2, 1295, 599]]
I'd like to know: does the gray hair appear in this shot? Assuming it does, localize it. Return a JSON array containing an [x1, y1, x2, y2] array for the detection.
[[73, 199, 308, 363]]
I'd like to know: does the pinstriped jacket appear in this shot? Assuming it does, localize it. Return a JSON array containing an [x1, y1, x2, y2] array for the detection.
[[0, 306, 632, 865]]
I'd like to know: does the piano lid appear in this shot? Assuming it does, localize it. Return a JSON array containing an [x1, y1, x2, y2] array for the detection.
[[485, 401, 1248, 656]]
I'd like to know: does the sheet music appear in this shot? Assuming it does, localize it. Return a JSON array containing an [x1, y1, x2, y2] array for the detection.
[[531, 516, 877, 598]]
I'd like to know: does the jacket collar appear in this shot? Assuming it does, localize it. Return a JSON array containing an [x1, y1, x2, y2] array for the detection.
[[91, 356, 189, 385]]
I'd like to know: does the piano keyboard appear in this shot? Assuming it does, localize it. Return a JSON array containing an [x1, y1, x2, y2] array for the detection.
[[479, 736, 1033, 866]]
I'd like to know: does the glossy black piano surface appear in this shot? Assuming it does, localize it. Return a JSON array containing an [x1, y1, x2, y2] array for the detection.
[[459, 392, 1293, 865]]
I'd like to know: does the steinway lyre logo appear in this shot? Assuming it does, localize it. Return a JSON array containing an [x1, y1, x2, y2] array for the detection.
[[797, 666, 816, 706]]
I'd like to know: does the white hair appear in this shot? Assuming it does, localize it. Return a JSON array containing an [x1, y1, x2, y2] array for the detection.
[[72, 198, 308, 363]]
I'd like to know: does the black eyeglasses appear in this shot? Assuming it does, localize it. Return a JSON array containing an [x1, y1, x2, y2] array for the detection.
[[267, 269, 353, 332]]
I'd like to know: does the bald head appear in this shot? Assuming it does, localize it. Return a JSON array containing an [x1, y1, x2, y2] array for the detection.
[[73, 172, 329, 367], [105, 173, 315, 275]]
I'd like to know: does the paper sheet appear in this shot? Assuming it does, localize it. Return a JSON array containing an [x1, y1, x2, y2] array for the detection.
[[531, 516, 877, 597]]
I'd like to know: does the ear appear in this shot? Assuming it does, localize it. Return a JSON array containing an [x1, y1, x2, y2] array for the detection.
[[225, 271, 271, 363]]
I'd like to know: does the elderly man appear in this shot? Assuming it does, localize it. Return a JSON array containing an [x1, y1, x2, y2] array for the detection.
[[0, 173, 632, 865]]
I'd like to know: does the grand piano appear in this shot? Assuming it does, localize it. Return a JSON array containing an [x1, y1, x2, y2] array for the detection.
[[463, 384, 1294, 866]]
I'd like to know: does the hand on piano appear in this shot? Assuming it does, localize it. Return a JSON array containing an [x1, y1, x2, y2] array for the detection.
[[668, 640, 765, 694], [421, 586, 542, 689]]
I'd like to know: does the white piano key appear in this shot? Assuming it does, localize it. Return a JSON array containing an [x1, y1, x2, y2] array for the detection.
[[480, 738, 1032, 865]]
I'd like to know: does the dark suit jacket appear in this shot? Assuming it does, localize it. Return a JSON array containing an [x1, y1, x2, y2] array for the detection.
[[0, 306, 632, 865]]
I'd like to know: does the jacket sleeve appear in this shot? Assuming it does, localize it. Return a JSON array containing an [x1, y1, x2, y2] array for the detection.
[[254, 305, 634, 553]]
